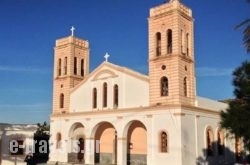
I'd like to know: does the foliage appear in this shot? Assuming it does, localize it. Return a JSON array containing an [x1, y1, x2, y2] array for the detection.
[[220, 61, 250, 150], [235, 1, 250, 53], [222, 0, 250, 152], [33, 121, 50, 163], [34, 121, 50, 137]]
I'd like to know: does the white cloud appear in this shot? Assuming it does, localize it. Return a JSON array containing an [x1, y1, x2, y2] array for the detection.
[[0, 65, 50, 74], [196, 67, 233, 77]]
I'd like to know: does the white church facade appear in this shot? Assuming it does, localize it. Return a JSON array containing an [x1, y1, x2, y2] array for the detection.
[[49, 0, 239, 164]]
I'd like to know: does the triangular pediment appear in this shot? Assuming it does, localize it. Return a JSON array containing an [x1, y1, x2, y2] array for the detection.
[[71, 62, 148, 93], [92, 69, 118, 81]]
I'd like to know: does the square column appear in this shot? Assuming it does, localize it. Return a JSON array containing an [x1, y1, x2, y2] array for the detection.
[[84, 138, 97, 164], [117, 137, 127, 165]]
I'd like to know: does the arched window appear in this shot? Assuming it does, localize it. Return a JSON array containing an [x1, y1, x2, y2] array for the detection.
[[103, 83, 107, 108], [206, 128, 214, 156], [160, 131, 168, 152], [167, 29, 172, 54], [93, 88, 97, 109], [161, 77, 168, 96], [74, 57, 77, 75], [58, 58, 62, 76], [113, 84, 118, 108], [156, 32, 161, 56], [181, 29, 184, 53], [217, 129, 224, 155], [186, 33, 189, 56], [56, 132, 62, 149], [184, 77, 187, 97], [60, 93, 64, 108], [64, 57, 67, 75], [81, 59, 84, 77]]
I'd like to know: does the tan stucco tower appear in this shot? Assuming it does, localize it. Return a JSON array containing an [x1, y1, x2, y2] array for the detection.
[[52, 33, 89, 114], [148, 0, 196, 106]]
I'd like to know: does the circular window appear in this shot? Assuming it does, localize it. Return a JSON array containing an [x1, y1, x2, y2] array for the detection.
[[161, 65, 166, 70]]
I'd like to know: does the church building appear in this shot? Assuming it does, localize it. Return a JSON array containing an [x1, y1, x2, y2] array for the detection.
[[49, 0, 239, 164]]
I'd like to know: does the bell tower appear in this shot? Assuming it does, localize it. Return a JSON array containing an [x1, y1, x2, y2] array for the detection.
[[52, 28, 90, 114], [148, 0, 196, 106]]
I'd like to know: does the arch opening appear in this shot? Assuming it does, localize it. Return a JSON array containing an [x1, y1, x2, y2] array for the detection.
[[93, 122, 117, 164], [126, 120, 147, 165], [67, 123, 85, 163]]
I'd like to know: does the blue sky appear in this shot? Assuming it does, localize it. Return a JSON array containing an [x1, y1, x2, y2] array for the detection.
[[0, 0, 249, 124]]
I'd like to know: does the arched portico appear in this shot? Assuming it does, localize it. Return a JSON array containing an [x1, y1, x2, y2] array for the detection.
[[124, 120, 147, 165], [91, 121, 117, 164], [67, 122, 85, 163]]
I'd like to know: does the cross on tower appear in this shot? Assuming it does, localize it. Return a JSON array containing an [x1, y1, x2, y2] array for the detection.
[[104, 53, 110, 62], [70, 26, 75, 36]]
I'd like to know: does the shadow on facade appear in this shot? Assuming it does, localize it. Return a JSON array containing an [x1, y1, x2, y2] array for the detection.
[[196, 140, 248, 165]]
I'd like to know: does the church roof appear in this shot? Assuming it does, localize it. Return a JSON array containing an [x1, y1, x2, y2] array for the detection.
[[71, 61, 148, 93], [196, 96, 228, 112]]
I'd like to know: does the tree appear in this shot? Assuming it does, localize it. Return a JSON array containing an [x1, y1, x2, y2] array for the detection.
[[235, 1, 250, 53], [34, 121, 50, 136], [220, 1, 250, 161], [33, 121, 50, 164], [220, 61, 250, 151]]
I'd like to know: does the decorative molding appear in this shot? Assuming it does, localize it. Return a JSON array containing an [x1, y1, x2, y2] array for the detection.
[[146, 114, 153, 118], [117, 137, 127, 140], [117, 116, 123, 119], [85, 137, 95, 140], [51, 104, 221, 118], [92, 69, 117, 81], [173, 112, 185, 116]]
